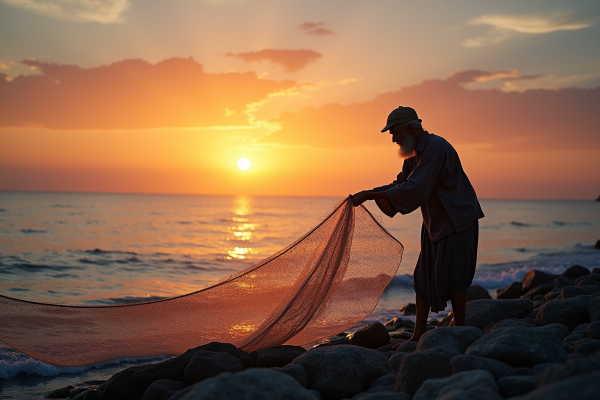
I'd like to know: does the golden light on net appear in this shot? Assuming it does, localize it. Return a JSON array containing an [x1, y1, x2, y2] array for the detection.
[[237, 158, 251, 171]]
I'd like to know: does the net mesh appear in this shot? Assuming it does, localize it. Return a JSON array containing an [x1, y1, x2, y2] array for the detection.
[[0, 198, 403, 367]]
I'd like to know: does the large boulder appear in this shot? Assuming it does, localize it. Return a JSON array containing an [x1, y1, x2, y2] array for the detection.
[[536, 295, 592, 330], [465, 299, 534, 330], [450, 354, 515, 379], [522, 270, 557, 293], [497, 375, 536, 397], [394, 352, 453, 395], [552, 275, 575, 288], [495, 282, 522, 299], [533, 323, 570, 341], [415, 326, 483, 355], [291, 345, 390, 399], [413, 369, 500, 400], [171, 369, 318, 400], [389, 352, 407, 372], [560, 285, 600, 299], [184, 350, 244, 384], [563, 265, 591, 279], [395, 341, 417, 353], [466, 327, 567, 367], [273, 364, 308, 387], [521, 371, 600, 400], [467, 285, 491, 301], [522, 284, 553, 299], [348, 322, 391, 349], [140, 379, 186, 400], [576, 273, 600, 284], [484, 318, 536, 334], [250, 345, 306, 368]]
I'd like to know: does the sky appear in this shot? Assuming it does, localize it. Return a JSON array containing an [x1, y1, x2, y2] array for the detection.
[[0, 0, 599, 199]]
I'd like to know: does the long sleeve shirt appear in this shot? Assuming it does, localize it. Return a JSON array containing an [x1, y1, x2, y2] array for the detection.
[[373, 131, 484, 241]]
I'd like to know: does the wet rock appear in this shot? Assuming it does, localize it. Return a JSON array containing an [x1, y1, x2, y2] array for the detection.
[[399, 303, 416, 316], [184, 350, 244, 385], [544, 287, 563, 302], [354, 393, 410, 400], [533, 323, 570, 341], [522, 284, 553, 298], [578, 279, 600, 286], [395, 352, 453, 395], [274, 364, 308, 387], [563, 333, 586, 344], [466, 326, 567, 367], [574, 339, 600, 355], [563, 265, 591, 279], [535, 295, 592, 330], [497, 375, 536, 397], [522, 371, 600, 400], [450, 354, 515, 379], [389, 352, 407, 372], [45, 385, 76, 398], [588, 296, 600, 323], [536, 354, 600, 386], [467, 285, 491, 301], [528, 362, 560, 376], [141, 379, 186, 400], [292, 345, 390, 399], [588, 321, 600, 339], [552, 275, 575, 288], [250, 345, 306, 368], [560, 285, 600, 299], [571, 323, 589, 335], [495, 282, 522, 299], [413, 369, 499, 400], [384, 317, 414, 332], [171, 369, 318, 400], [71, 390, 98, 400], [395, 341, 417, 353], [576, 273, 600, 284], [349, 322, 391, 349], [465, 299, 534, 330], [484, 318, 536, 334], [524, 308, 540, 319], [415, 326, 483, 355], [193, 342, 251, 368], [522, 270, 557, 293]]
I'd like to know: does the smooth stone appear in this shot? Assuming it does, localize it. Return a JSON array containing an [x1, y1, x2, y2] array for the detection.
[[495, 282, 522, 299], [274, 364, 308, 387], [535, 295, 592, 330], [467, 285, 491, 301], [400, 303, 416, 316], [484, 318, 536, 334], [466, 327, 567, 367], [521, 371, 600, 400], [522, 270, 557, 293], [389, 352, 407, 372], [561, 285, 600, 299], [184, 350, 244, 384], [544, 287, 563, 302], [563, 333, 586, 344], [395, 341, 417, 353], [353, 393, 411, 400], [522, 284, 553, 298], [394, 352, 453, 395], [141, 379, 186, 400], [595, 241, 600, 250], [45, 385, 76, 399], [415, 326, 483, 355], [578, 279, 600, 286], [413, 369, 498, 400], [384, 317, 414, 332], [563, 265, 591, 279], [450, 354, 515, 379], [292, 345, 390, 399], [534, 355, 600, 386], [571, 323, 589, 335], [574, 339, 600, 355], [552, 275, 575, 288], [465, 299, 534, 330], [250, 345, 306, 368], [349, 322, 391, 349], [528, 362, 560, 376], [576, 273, 600, 284], [71, 390, 98, 400], [588, 321, 600, 339], [588, 296, 600, 323], [533, 323, 570, 341], [172, 369, 318, 400], [524, 308, 540, 319], [497, 375, 536, 397], [514, 366, 531, 375], [348, 373, 400, 399]]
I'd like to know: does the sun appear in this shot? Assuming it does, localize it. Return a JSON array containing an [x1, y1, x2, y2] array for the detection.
[[237, 158, 251, 171]]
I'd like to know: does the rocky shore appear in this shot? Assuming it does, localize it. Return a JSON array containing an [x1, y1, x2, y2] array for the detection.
[[44, 264, 600, 400]]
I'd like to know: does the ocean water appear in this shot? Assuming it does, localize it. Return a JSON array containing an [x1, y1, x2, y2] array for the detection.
[[1, 191, 599, 397]]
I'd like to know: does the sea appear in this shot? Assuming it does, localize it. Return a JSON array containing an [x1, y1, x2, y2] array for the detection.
[[1, 191, 599, 398]]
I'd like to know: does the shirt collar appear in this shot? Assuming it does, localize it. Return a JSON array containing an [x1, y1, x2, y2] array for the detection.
[[416, 130, 430, 153]]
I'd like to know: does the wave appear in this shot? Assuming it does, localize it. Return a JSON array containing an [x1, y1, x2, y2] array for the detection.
[[20, 229, 46, 234], [49, 204, 77, 208], [510, 221, 534, 227], [84, 249, 137, 255]]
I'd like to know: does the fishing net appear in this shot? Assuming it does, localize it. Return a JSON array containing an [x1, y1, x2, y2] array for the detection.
[[0, 198, 403, 367]]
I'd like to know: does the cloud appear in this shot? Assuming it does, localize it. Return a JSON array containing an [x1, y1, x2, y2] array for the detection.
[[1, 0, 130, 23], [226, 49, 322, 72], [298, 22, 335, 36], [464, 12, 595, 47], [262, 70, 600, 152], [0, 57, 296, 129]]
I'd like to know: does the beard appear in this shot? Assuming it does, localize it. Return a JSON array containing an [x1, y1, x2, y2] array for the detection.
[[397, 132, 417, 159]]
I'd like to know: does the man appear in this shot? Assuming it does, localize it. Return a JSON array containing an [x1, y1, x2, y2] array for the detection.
[[351, 106, 484, 342]]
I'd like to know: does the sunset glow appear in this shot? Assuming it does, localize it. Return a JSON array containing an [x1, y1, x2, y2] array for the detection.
[[237, 158, 251, 171]]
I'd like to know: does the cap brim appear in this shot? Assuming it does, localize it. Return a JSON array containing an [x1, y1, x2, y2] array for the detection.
[[381, 123, 394, 133]]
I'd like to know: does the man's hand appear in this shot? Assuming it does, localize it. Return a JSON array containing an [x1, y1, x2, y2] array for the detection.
[[350, 190, 372, 207]]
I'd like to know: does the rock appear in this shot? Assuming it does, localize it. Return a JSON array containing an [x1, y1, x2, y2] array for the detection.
[[574, 339, 600, 355], [560, 285, 600, 299], [465, 299, 534, 330], [495, 282, 522, 299], [524, 308, 540, 319], [522, 371, 600, 400], [400, 303, 416, 316], [250, 345, 306, 368], [389, 352, 407, 372], [576, 273, 600, 284], [384, 317, 415, 332], [141, 379, 186, 400], [572, 323, 589, 335], [484, 318, 536, 334], [184, 350, 244, 385], [466, 327, 567, 367], [533, 323, 570, 341], [497, 375, 536, 397], [544, 287, 563, 301], [68, 387, 92, 398], [45, 385, 76, 398], [192, 342, 251, 367], [172, 369, 318, 400], [395, 341, 417, 353], [450, 354, 515, 379], [528, 362, 560, 376], [552, 275, 575, 288], [415, 326, 483, 355], [413, 369, 499, 400], [467, 285, 491, 301], [564, 333, 586, 344], [588, 321, 600, 339], [347, 373, 401, 399], [438, 312, 454, 327], [536, 295, 593, 330], [515, 366, 531, 375], [563, 265, 591, 279], [274, 364, 308, 387], [522, 270, 557, 293], [394, 352, 453, 395], [589, 296, 600, 323], [367, 372, 396, 390], [522, 284, 553, 298], [71, 390, 98, 400], [291, 345, 390, 399], [595, 241, 600, 250], [536, 355, 600, 386], [354, 393, 411, 400], [578, 279, 600, 286], [349, 322, 391, 349]]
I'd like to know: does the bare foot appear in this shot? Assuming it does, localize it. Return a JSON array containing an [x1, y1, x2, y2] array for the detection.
[[408, 331, 425, 342]]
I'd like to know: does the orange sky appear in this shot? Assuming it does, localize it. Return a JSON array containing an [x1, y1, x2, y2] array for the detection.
[[1, 0, 599, 199]]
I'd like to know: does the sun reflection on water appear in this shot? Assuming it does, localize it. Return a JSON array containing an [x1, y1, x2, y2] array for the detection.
[[226, 196, 258, 260]]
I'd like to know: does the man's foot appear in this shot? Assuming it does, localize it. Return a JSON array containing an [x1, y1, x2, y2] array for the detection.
[[408, 331, 425, 342]]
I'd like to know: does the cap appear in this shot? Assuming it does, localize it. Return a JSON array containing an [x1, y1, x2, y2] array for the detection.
[[381, 106, 422, 132]]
